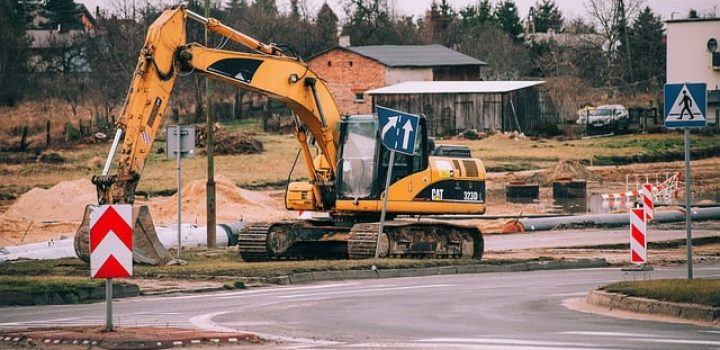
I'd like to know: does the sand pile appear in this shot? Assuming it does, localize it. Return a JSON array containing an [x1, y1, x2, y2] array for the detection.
[[0, 175, 290, 245], [529, 160, 596, 185], [145, 174, 291, 225], [0, 180, 96, 244]]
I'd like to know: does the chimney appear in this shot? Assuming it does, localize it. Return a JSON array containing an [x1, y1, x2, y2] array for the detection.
[[338, 35, 350, 48]]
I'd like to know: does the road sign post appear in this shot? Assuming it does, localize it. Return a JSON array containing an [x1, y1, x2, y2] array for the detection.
[[664, 83, 707, 279], [629, 208, 647, 265], [167, 126, 195, 260], [90, 204, 133, 331], [376, 106, 419, 259]]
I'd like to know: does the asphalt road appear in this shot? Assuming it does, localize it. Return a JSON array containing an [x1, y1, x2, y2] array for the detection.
[[1, 264, 719, 349]]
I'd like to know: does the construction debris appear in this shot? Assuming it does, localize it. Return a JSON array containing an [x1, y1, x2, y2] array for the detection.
[[529, 160, 596, 186], [195, 124, 263, 155]]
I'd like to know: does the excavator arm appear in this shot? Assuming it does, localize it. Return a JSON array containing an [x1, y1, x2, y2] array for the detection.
[[94, 6, 340, 207], [76, 6, 342, 264]]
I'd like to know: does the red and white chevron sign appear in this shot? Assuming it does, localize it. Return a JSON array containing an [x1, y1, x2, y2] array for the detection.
[[629, 208, 647, 264], [90, 205, 133, 279], [641, 183, 654, 221]]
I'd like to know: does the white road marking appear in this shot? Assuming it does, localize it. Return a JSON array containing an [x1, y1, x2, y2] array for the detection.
[[559, 331, 720, 347], [416, 337, 608, 348], [636, 338, 720, 346], [189, 311, 236, 332], [547, 292, 588, 297], [277, 284, 455, 299], [558, 331, 657, 338], [145, 282, 362, 301]]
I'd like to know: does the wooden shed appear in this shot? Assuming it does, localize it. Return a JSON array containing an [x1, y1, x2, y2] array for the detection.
[[368, 81, 545, 136]]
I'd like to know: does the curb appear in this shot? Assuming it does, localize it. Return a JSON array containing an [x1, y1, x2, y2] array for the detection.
[[282, 258, 609, 285], [0, 284, 140, 307], [0, 331, 259, 350], [586, 289, 720, 324]]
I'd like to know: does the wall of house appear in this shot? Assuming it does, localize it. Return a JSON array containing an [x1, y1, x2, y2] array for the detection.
[[371, 93, 503, 136], [308, 49, 387, 115], [432, 65, 481, 81], [371, 87, 544, 136], [386, 68, 433, 85], [667, 20, 720, 125]]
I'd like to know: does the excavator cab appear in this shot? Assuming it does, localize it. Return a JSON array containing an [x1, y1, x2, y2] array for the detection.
[[336, 114, 431, 202]]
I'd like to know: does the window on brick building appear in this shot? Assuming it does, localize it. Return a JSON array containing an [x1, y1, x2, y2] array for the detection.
[[354, 92, 365, 102], [349, 61, 353, 67], [327, 61, 332, 67]]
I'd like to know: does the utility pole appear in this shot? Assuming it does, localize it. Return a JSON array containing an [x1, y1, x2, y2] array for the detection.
[[205, 0, 217, 248]]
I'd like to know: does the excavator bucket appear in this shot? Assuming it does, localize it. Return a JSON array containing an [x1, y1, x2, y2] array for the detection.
[[74, 205, 174, 265]]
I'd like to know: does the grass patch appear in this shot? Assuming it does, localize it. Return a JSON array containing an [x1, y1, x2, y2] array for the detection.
[[602, 278, 720, 307], [0, 249, 536, 281], [486, 162, 542, 172], [2, 130, 719, 198], [0, 276, 102, 294]]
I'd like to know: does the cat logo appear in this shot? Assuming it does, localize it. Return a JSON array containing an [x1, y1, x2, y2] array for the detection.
[[431, 188, 444, 201]]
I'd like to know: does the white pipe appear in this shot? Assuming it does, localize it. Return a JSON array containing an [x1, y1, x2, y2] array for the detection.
[[1, 221, 245, 262]]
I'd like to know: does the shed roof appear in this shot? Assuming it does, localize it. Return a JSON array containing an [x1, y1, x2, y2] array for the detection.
[[367, 81, 545, 95], [318, 45, 486, 67]]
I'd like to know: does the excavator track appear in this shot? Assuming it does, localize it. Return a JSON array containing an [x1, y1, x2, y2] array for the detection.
[[237, 223, 272, 262], [347, 224, 383, 259], [349, 221, 482, 260]]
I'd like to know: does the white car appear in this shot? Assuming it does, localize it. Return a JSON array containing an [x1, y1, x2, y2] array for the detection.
[[576, 104, 629, 128]]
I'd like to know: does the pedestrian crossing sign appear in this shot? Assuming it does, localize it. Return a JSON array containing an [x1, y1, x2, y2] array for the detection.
[[664, 83, 706, 128]]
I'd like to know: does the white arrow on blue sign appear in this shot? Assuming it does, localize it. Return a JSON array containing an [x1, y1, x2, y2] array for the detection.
[[377, 105, 419, 155], [664, 83, 707, 128]]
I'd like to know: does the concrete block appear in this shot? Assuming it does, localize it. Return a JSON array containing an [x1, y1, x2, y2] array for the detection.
[[456, 265, 476, 274], [437, 266, 459, 275], [289, 272, 314, 284], [376, 269, 399, 278], [342, 270, 377, 280]]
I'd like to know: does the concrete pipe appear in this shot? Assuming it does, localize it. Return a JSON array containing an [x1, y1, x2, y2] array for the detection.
[[503, 206, 720, 233]]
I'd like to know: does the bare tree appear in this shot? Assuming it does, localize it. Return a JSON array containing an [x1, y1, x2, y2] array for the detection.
[[585, 0, 644, 95]]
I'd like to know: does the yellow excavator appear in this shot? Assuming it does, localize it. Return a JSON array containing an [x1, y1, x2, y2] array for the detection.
[[75, 6, 487, 263]]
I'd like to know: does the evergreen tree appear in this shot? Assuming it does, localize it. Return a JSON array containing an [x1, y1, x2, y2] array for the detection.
[[0, 0, 29, 105], [341, 0, 403, 45], [226, 0, 248, 13], [532, 0, 563, 33], [253, 0, 277, 15], [316, 3, 338, 50], [494, 0, 523, 41], [458, 0, 495, 29], [44, 0, 82, 31], [290, 0, 300, 20], [628, 6, 665, 89]]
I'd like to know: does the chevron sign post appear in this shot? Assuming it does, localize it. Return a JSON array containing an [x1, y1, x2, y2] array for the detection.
[[641, 183, 654, 222], [90, 205, 133, 278], [89, 204, 132, 331], [630, 208, 647, 264]]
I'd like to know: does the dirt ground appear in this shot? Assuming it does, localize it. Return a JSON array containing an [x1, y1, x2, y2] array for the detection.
[[0, 158, 719, 247]]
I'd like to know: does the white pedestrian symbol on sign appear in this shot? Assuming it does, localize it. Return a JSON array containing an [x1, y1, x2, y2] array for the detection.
[[666, 85, 704, 122]]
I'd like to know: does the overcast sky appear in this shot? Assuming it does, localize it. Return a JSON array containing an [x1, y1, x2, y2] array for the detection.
[[77, 0, 719, 23]]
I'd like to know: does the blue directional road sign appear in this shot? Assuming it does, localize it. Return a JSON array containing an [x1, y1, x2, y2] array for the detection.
[[377, 106, 419, 155], [664, 83, 707, 128]]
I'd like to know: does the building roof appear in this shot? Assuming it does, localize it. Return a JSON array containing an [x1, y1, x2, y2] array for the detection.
[[666, 17, 720, 24], [313, 45, 486, 67], [367, 81, 545, 95]]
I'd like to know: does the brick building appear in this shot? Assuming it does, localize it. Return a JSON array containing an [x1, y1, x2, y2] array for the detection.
[[307, 45, 486, 114]]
